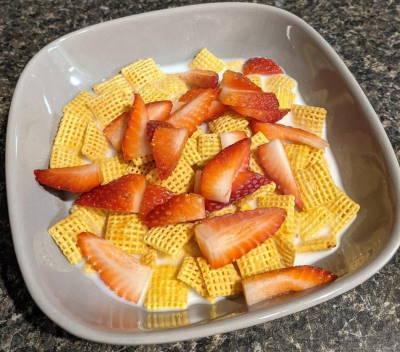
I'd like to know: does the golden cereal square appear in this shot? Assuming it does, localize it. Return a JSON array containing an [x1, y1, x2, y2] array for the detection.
[[265, 74, 296, 92], [131, 154, 154, 167], [236, 238, 283, 278], [298, 206, 333, 241], [122, 58, 166, 88], [182, 135, 202, 166], [137, 83, 170, 104], [273, 235, 295, 267], [296, 236, 337, 253], [284, 144, 313, 171], [237, 182, 276, 207], [105, 214, 148, 255], [143, 311, 189, 329], [249, 154, 265, 174], [226, 60, 244, 72], [144, 223, 194, 256], [250, 132, 269, 150], [81, 121, 110, 161], [62, 91, 94, 121], [128, 161, 155, 175], [157, 74, 188, 100], [197, 133, 221, 165], [140, 248, 158, 268], [246, 75, 263, 89], [274, 87, 295, 110], [70, 205, 108, 235], [208, 204, 237, 218], [197, 258, 242, 297], [151, 264, 179, 283], [190, 48, 226, 72], [98, 156, 130, 184], [177, 256, 209, 297], [292, 104, 327, 136], [144, 279, 188, 310], [308, 148, 325, 166], [50, 145, 85, 168], [93, 74, 133, 95], [208, 113, 249, 134]]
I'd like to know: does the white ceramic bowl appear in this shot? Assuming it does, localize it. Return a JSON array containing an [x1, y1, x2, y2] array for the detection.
[[6, 3, 400, 345]]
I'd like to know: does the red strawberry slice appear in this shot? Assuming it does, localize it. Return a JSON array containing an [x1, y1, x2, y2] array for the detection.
[[193, 170, 202, 194], [144, 193, 206, 228], [205, 171, 270, 211], [195, 208, 286, 268], [243, 57, 283, 75], [220, 70, 261, 92], [220, 90, 279, 110], [34, 163, 101, 193], [179, 88, 207, 103], [168, 88, 218, 134], [243, 265, 337, 305], [146, 100, 173, 121], [200, 138, 250, 203], [257, 140, 303, 209], [220, 131, 248, 149], [139, 183, 175, 217], [122, 94, 151, 161], [75, 174, 146, 213], [251, 121, 328, 149], [103, 112, 129, 151], [171, 101, 185, 114], [232, 106, 289, 123], [151, 127, 189, 179], [179, 69, 219, 88], [77, 232, 152, 303], [146, 120, 173, 142]]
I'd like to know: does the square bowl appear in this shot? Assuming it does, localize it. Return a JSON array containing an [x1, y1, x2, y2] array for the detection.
[[6, 2, 400, 345]]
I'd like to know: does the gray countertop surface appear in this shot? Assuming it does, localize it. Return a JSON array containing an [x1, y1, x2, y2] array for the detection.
[[0, 0, 399, 351]]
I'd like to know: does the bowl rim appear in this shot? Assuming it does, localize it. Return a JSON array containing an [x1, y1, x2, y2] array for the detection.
[[6, 2, 400, 345]]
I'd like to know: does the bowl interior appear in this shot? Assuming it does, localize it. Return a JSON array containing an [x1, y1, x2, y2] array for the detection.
[[7, 3, 399, 344]]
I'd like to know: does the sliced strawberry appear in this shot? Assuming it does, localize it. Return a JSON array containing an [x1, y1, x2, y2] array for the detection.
[[34, 164, 101, 193], [103, 112, 129, 151], [139, 183, 175, 217], [168, 88, 218, 134], [243, 57, 283, 75], [220, 131, 248, 149], [205, 171, 270, 211], [193, 170, 202, 194], [220, 90, 279, 110], [146, 100, 173, 121], [257, 140, 303, 209], [77, 232, 152, 303], [220, 70, 261, 92], [232, 106, 289, 123], [146, 120, 173, 142], [171, 101, 185, 113], [243, 265, 337, 305], [144, 193, 206, 227], [179, 69, 219, 88], [122, 94, 151, 161], [75, 174, 146, 213], [251, 121, 328, 149], [152, 127, 189, 179], [200, 138, 250, 203], [179, 88, 207, 103], [195, 208, 286, 268]]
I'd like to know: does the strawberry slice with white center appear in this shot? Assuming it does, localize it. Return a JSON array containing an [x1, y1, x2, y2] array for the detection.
[[257, 140, 304, 209], [242, 57, 283, 75], [146, 100, 173, 121], [139, 183, 175, 217], [75, 174, 146, 213], [146, 120, 173, 142], [167, 88, 218, 134], [220, 131, 248, 149], [195, 208, 286, 268], [144, 193, 206, 228], [205, 171, 270, 211], [77, 232, 152, 303], [220, 70, 262, 92], [243, 265, 337, 305], [179, 69, 219, 88], [34, 163, 101, 193], [251, 121, 328, 149], [200, 138, 251, 203], [122, 94, 151, 161], [232, 106, 288, 123], [151, 127, 189, 180], [103, 112, 129, 151]]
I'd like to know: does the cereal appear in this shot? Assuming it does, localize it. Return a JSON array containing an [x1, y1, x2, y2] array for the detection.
[[197, 133, 221, 165], [292, 104, 327, 136], [144, 279, 188, 310], [265, 74, 296, 92], [50, 145, 85, 168], [177, 256, 209, 298], [225, 60, 244, 72], [274, 87, 295, 110], [93, 74, 133, 95], [81, 121, 110, 161], [122, 58, 166, 88], [190, 48, 226, 72], [98, 156, 130, 184], [208, 113, 249, 134], [157, 74, 188, 100], [70, 205, 108, 235]]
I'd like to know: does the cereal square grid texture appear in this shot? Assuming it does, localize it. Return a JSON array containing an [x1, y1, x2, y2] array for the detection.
[[144, 279, 188, 310], [208, 113, 249, 134], [236, 238, 283, 278], [273, 235, 295, 267], [144, 223, 194, 257], [298, 206, 333, 241], [250, 131, 269, 150], [197, 258, 242, 297], [225, 60, 244, 72], [121, 58, 166, 89], [236, 182, 276, 207], [157, 74, 188, 100], [197, 133, 221, 165], [49, 145, 85, 168], [284, 144, 313, 171], [81, 121, 110, 161], [70, 205, 108, 235], [62, 91, 94, 122], [295, 159, 339, 210], [105, 214, 148, 255], [130, 154, 154, 166], [140, 248, 157, 268], [146, 158, 194, 193], [296, 235, 337, 253], [182, 134, 202, 166], [189, 48, 226, 72], [137, 83, 170, 104], [128, 161, 155, 175], [143, 311, 189, 330], [274, 87, 295, 110], [151, 264, 179, 283], [98, 156, 130, 184], [249, 154, 265, 174], [48, 213, 94, 265], [208, 204, 237, 218], [292, 104, 327, 136], [87, 88, 132, 127], [246, 74, 263, 89], [265, 74, 296, 92], [177, 256, 209, 298], [93, 74, 133, 95]]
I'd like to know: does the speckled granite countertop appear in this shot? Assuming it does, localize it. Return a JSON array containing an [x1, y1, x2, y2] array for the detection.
[[1, 0, 399, 351]]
